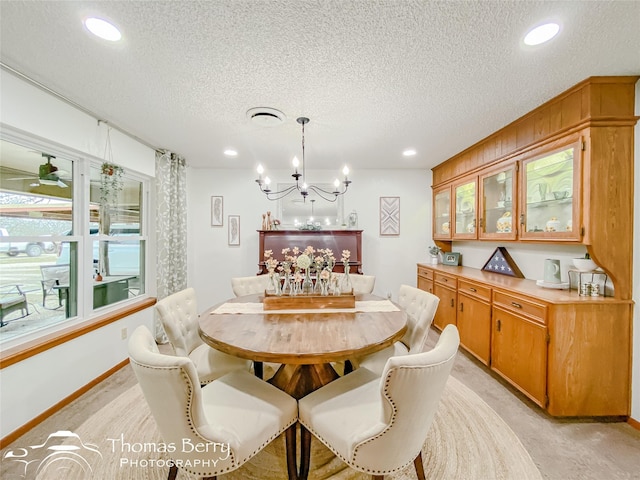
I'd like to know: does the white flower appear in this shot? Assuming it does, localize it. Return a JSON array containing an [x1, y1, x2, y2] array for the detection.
[[297, 254, 311, 270]]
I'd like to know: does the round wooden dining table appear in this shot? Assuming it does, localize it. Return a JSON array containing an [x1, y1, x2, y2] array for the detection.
[[198, 293, 407, 399]]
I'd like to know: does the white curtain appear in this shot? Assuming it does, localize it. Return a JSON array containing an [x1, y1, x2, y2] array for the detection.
[[154, 150, 187, 342]]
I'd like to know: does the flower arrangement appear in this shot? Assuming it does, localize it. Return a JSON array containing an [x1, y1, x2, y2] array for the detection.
[[429, 245, 441, 265], [263, 246, 348, 273], [263, 246, 350, 296]]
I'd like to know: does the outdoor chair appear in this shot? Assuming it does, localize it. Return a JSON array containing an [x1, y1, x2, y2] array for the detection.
[[0, 284, 29, 327], [40, 264, 69, 308]]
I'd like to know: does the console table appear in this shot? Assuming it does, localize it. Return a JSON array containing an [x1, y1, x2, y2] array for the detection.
[[257, 230, 363, 275]]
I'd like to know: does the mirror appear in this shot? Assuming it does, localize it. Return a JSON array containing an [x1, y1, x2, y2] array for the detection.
[[277, 183, 344, 228]]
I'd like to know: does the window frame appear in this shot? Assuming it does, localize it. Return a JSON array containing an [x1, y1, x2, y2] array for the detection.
[[0, 129, 151, 349]]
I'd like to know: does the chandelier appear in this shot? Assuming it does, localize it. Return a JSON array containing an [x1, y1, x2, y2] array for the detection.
[[255, 117, 351, 202]]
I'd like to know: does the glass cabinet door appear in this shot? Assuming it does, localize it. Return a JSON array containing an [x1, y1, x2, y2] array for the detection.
[[479, 164, 516, 240], [519, 140, 581, 241], [433, 185, 451, 239], [453, 178, 477, 239]]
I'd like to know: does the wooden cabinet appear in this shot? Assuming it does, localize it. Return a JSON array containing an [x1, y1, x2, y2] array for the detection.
[[478, 163, 517, 240], [417, 265, 434, 293], [431, 76, 638, 301], [432, 185, 452, 240], [518, 137, 582, 241], [491, 305, 548, 408], [432, 272, 457, 330], [491, 290, 548, 407], [452, 177, 477, 239], [457, 279, 491, 365], [257, 229, 363, 275], [417, 263, 632, 417]]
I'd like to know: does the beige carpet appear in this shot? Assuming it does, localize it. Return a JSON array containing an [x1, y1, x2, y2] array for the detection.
[[31, 376, 541, 479]]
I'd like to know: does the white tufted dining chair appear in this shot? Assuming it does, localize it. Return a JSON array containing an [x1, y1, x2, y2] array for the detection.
[[156, 287, 251, 385], [353, 284, 440, 375], [230, 276, 282, 379], [231, 275, 270, 297], [331, 273, 376, 294], [128, 325, 299, 480], [298, 324, 460, 480]]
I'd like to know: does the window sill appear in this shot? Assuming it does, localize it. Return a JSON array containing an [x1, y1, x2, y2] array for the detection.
[[0, 297, 156, 369]]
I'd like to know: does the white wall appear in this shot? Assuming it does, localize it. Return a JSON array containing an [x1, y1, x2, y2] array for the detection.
[[0, 309, 154, 437], [0, 70, 157, 440], [186, 167, 432, 307], [0, 71, 154, 177]]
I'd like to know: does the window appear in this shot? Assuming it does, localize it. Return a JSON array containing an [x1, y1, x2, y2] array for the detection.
[[0, 137, 148, 345]]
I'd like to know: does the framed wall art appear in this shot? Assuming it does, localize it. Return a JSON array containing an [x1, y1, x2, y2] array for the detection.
[[380, 196, 400, 236], [442, 252, 461, 266], [228, 215, 240, 246], [211, 196, 223, 226]]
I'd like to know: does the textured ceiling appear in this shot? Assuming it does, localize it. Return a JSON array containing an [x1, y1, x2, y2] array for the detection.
[[1, 1, 639, 173]]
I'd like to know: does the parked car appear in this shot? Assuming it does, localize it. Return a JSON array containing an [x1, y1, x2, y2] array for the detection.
[[0, 228, 57, 257]]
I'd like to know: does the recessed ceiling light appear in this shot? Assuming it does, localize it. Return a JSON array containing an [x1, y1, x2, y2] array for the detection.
[[524, 23, 560, 46], [402, 149, 417, 157], [224, 149, 238, 157], [84, 17, 122, 42]]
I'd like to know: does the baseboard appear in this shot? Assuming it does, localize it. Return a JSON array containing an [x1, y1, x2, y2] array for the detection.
[[0, 358, 130, 449], [628, 416, 640, 431]]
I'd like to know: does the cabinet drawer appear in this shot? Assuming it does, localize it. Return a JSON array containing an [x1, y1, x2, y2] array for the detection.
[[434, 272, 457, 289], [493, 290, 547, 324], [417, 266, 434, 280], [458, 280, 491, 302]]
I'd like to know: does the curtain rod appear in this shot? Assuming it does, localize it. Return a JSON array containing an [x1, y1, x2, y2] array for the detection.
[[1, 62, 159, 152]]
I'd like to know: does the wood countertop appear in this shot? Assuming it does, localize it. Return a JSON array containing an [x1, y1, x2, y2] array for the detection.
[[417, 263, 632, 304]]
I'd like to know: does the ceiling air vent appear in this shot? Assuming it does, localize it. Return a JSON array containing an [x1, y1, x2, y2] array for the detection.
[[246, 107, 286, 127]]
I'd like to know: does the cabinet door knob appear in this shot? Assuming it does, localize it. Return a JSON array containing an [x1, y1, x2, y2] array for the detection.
[[459, 302, 464, 312], [511, 302, 522, 309], [497, 319, 502, 332], [469, 287, 477, 292], [450, 298, 455, 307]]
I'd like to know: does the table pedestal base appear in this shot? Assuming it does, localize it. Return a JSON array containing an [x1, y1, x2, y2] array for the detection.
[[269, 363, 340, 400]]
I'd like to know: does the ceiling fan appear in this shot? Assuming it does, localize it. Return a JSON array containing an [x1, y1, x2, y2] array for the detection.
[[38, 154, 68, 187], [7, 153, 70, 188]]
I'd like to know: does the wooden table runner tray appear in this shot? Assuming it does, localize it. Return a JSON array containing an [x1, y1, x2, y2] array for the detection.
[[263, 292, 355, 310]]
